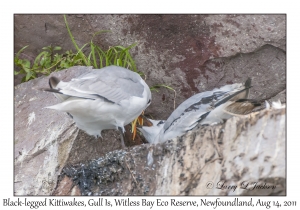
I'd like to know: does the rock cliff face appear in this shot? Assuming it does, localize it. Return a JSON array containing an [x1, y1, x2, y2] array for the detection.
[[14, 14, 286, 120], [15, 74, 286, 195], [14, 14, 286, 195]]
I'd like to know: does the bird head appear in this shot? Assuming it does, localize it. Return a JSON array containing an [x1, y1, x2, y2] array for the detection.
[[137, 118, 165, 144]]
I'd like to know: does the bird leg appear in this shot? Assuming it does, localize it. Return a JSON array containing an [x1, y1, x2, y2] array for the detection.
[[118, 127, 126, 149]]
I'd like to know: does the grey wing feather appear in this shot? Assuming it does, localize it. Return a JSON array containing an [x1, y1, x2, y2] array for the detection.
[[163, 82, 248, 132], [56, 66, 144, 104]]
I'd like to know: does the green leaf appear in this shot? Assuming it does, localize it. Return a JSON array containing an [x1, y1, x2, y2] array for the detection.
[[42, 46, 50, 51], [95, 46, 107, 68], [15, 45, 29, 58], [87, 51, 92, 66], [34, 51, 48, 66], [90, 42, 98, 68], [64, 15, 88, 66], [23, 60, 31, 69], [25, 71, 32, 81], [151, 84, 175, 91], [150, 87, 159, 92], [116, 59, 122, 66], [54, 46, 62, 51]]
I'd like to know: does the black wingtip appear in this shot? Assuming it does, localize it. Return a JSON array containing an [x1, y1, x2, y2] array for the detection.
[[40, 88, 61, 94], [214, 85, 252, 108], [49, 76, 60, 89]]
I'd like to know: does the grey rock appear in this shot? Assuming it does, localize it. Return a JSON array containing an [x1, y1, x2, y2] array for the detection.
[[53, 107, 285, 195], [14, 66, 124, 195], [14, 14, 286, 121], [14, 65, 285, 195]]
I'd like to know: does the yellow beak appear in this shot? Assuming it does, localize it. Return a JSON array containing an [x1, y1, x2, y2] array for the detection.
[[131, 111, 144, 140]]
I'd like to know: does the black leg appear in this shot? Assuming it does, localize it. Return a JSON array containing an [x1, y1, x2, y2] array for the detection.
[[118, 127, 126, 148]]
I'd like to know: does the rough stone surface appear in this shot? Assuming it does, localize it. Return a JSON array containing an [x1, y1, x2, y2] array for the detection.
[[53, 107, 285, 196], [14, 66, 285, 195], [14, 14, 286, 121], [52, 176, 81, 196], [14, 66, 127, 195]]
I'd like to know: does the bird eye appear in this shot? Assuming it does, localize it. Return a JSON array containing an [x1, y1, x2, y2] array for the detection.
[[157, 120, 165, 125]]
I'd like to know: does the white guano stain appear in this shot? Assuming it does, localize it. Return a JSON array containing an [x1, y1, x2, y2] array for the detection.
[[27, 112, 36, 127], [29, 97, 38, 101]]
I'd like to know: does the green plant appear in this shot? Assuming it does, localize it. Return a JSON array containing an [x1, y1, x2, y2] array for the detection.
[[14, 44, 85, 82], [15, 15, 174, 102], [64, 15, 139, 74], [14, 15, 139, 82], [14, 45, 34, 82]]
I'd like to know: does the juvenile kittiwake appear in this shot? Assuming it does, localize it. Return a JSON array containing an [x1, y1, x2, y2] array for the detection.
[[138, 78, 261, 144]]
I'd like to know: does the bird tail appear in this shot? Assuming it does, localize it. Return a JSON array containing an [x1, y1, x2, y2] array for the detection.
[[49, 76, 60, 89], [40, 76, 61, 92], [40, 77, 71, 102]]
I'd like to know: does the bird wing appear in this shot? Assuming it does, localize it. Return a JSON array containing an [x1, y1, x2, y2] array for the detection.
[[163, 81, 250, 133], [48, 66, 145, 104], [163, 90, 226, 135]]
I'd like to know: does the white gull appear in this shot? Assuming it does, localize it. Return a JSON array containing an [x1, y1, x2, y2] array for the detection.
[[42, 65, 151, 147]]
